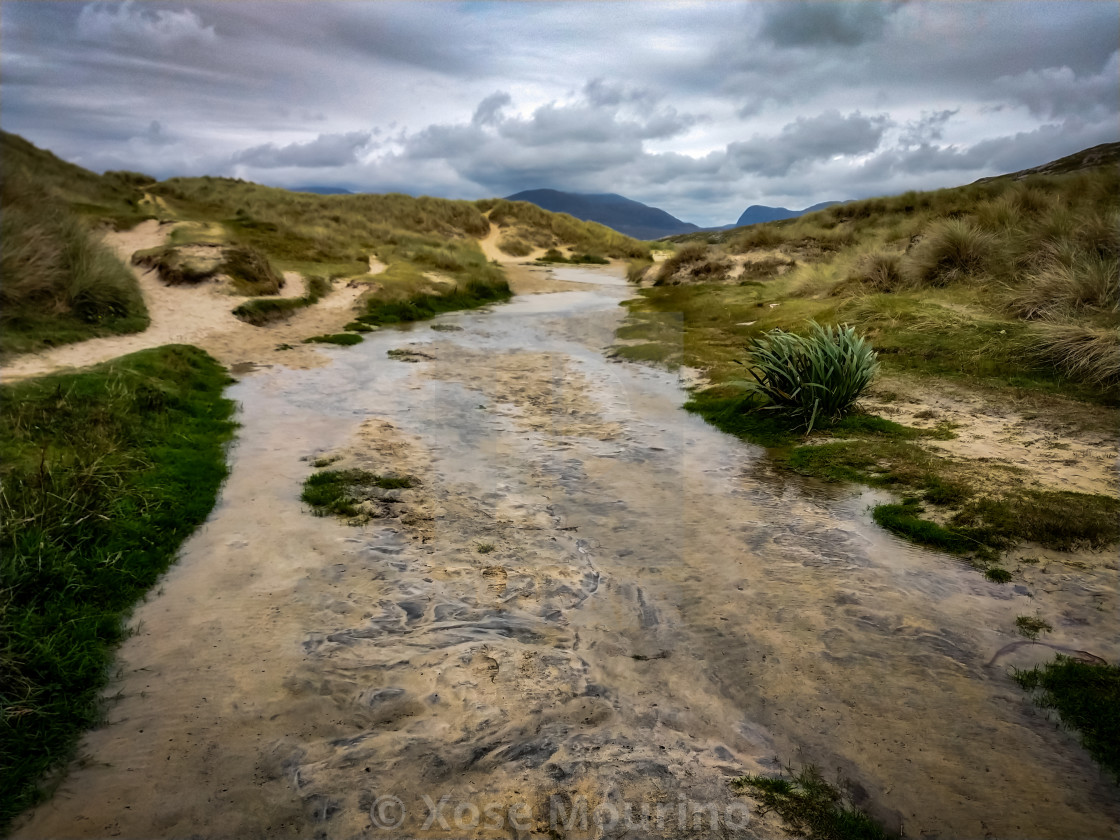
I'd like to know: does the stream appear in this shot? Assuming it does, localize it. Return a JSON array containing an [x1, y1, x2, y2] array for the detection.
[[15, 266, 1119, 839]]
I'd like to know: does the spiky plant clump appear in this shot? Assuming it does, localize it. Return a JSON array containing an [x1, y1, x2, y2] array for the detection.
[[743, 322, 879, 432]]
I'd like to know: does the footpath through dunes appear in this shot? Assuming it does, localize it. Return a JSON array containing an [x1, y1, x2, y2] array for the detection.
[[12, 266, 1119, 840], [0, 221, 371, 382]]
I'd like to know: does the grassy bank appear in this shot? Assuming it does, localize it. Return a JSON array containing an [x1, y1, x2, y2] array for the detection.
[[0, 346, 236, 831], [1014, 657, 1120, 782], [233, 275, 332, 325], [619, 157, 1119, 569]]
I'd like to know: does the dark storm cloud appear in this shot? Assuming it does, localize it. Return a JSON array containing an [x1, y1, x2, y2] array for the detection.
[[728, 111, 890, 177], [1, 1, 1117, 226], [760, 1, 901, 48], [232, 131, 375, 169]]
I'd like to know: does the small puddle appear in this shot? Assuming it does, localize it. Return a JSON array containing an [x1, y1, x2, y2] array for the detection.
[[15, 269, 1120, 839]]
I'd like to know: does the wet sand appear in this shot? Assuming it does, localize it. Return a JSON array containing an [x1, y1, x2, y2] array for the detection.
[[13, 268, 1120, 839]]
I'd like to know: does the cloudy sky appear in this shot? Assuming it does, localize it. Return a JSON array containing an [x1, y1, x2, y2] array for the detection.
[[2, 1, 1117, 226]]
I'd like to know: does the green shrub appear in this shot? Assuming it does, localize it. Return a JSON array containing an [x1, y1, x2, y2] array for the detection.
[[741, 322, 879, 432]]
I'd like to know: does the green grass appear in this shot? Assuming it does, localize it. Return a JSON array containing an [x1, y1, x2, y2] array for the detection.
[[1014, 656, 1120, 781], [685, 390, 1119, 563], [232, 276, 331, 325], [733, 765, 890, 840], [303, 332, 363, 346], [301, 469, 414, 518], [536, 248, 610, 265], [872, 500, 979, 556], [0, 346, 236, 832], [357, 275, 511, 326], [1015, 615, 1053, 640]]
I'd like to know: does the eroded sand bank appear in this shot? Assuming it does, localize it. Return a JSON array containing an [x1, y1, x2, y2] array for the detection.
[[12, 270, 1120, 840]]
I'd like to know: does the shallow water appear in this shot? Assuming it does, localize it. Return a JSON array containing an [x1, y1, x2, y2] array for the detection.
[[16, 270, 1120, 839]]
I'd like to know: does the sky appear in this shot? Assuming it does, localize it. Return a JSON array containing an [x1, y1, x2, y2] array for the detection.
[[2, 1, 1117, 227]]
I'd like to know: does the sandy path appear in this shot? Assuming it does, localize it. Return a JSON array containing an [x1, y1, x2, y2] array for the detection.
[[13, 273, 1119, 840], [478, 220, 617, 295], [0, 224, 375, 381]]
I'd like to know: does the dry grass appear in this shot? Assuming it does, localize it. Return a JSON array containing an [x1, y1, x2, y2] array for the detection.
[[1030, 323, 1120, 385]]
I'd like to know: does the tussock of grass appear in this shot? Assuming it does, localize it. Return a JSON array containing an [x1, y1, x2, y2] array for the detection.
[[626, 258, 652, 283], [497, 235, 532, 257], [1014, 656, 1120, 781], [845, 251, 905, 293], [232, 276, 331, 326], [733, 765, 889, 840], [537, 248, 610, 264], [134, 242, 283, 295], [907, 218, 996, 286], [655, 242, 730, 284], [1028, 323, 1120, 386], [1015, 615, 1053, 639], [358, 276, 511, 326], [301, 469, 413, 518], [221, 245, 285, 295], [0, 346, 236, 831], [0, 170, 148, 357], [304, 332, 363, 346], [1007, 254, 1119, 321]]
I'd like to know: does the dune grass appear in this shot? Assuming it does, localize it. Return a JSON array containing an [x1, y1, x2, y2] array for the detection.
[[0, 345, 236, 832], [301, 469, 414, 518], [0, 169, 149, 358]]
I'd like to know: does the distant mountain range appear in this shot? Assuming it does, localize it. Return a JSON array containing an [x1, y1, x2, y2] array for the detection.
[[292, 185, 354, 195], [504, 189, 701, 240], [734, 201, 842, 226], [504, 189, 845, 239]]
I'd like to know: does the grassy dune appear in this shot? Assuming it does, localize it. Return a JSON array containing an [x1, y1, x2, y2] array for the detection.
[[0, 149, 150, 358]]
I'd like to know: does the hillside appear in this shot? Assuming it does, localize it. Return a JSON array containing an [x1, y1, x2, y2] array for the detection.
[[505, 188, 699, 240], [974, 141, 1120, 183], [735, 200, 843, 227], [0, 132, 649, 361]]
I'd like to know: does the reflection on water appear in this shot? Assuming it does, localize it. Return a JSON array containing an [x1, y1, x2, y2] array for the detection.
[[16, 269, 1120, 839]]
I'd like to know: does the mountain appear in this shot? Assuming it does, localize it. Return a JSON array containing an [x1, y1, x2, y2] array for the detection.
[[291, 185, 354, 195], [735, 201, 842, 227], [504, 189, 700, 240]]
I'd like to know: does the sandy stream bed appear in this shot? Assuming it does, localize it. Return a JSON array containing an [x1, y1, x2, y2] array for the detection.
[[6, 234, 1120, 839]]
